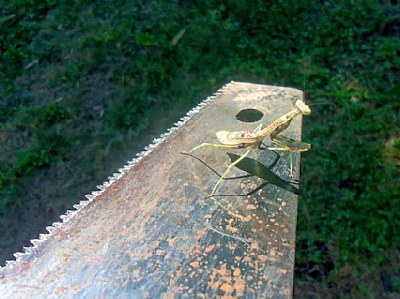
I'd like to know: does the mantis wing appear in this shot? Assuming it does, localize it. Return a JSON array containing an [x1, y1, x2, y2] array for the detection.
[[216, 130, 259, 145]]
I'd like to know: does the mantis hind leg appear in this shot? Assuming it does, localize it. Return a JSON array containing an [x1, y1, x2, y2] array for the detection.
[[266, 146, 295, 177], [211, 149, 251, 195], [189, 143, 240, 153]]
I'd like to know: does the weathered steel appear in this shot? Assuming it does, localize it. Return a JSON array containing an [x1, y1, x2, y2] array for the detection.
[[0, 82, 305, 298]]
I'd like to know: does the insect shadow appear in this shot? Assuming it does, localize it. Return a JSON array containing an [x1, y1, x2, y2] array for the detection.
[[182, 151, 299, 196]]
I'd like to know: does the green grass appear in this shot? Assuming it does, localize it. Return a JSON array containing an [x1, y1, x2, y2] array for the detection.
[[1, 0, 399, 296]]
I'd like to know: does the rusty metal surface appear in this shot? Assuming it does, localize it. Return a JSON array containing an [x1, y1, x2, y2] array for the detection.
[[0, 82, 305, 298]]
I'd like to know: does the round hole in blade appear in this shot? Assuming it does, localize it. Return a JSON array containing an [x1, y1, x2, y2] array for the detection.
[[235, 108, 264, 123]]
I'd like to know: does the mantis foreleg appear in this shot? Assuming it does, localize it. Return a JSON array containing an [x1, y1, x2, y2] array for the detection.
[[268, 135, 311, 177]]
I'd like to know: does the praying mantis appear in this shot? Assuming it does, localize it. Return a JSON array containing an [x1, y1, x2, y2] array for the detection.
[[189, 99, 311, 196]]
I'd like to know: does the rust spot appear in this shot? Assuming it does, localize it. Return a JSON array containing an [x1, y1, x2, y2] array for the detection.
[[219, 264, 227, 276], [233, 268, 241, 277], [250, 243, 260, 250], [242, 215, 252, 222], [54, 286, 66, 296], [197, 229, 207, 237], [120, 226, 129, 235], [277, 269, 288, 275], [168, 237, 176, 246], [205, 245, 215, 253], [210, 281, 220, 290], [258, 255, 268, 262], [228, 244, 237, 250], [190, 261, 200, 268], [226, 225, 238, 234], [136, 232, 145, 240], [220, 283, 234, 292], [234, 278, 246, 296], [242, 256, 252, 263], [246, 204, 257, 210]]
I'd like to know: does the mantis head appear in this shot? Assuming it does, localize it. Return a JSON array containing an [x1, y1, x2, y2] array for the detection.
[[295, 100, 311, 116]]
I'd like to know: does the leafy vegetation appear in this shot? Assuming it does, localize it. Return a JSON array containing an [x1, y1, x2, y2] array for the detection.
[[1, 0, 399, 296]]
